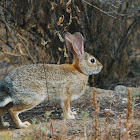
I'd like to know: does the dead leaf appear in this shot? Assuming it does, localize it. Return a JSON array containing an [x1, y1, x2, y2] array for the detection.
[[58, 33, 64, 42], [72, 16, 80, 24], [66, 7, 71, 13], [76, 5, 81, 14], [50, 2, 54, 10], [57, 15, 64, 26], [66, 0, 72, 8], [59, 0, 63, 5]]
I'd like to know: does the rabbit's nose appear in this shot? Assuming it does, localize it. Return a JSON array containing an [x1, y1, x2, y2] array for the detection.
[[99, 64, 103, 70], [97, 62, 103, 72], [100, 65, 103, 71], [100, 64, 103, 69]]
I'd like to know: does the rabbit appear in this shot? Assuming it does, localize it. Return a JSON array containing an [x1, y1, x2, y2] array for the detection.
[[0, 32, 103, 129]]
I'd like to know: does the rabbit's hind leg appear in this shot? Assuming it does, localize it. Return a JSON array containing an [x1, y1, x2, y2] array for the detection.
[[8, 105, 32, 129], [61, 98, 75, 119], [0, 110, 10, 128], [0, 102, 13, 128]]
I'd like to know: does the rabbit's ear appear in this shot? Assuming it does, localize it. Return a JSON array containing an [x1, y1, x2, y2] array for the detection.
[[72, 32, 84, 60], [65, 32, 84, 60], [65, 32, 77, 55]]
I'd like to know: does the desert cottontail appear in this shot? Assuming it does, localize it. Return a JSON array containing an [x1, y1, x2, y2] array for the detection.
[[0, 32, 103, 128]]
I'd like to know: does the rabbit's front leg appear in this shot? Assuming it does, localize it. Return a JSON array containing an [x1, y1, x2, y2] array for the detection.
[[70, 109, 77, 115], [61, 98, 75, 119], [69, 106, 77, 115]]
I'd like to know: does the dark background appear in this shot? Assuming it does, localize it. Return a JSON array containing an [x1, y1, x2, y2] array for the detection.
[[0, 0, 140, 89]]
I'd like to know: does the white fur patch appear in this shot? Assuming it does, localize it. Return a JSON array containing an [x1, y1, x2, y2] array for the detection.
[[0, 97, 13, 107], [72, 90, 85, 101]]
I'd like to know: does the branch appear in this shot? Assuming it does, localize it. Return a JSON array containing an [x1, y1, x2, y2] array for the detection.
[[82, 0, 116, 19]]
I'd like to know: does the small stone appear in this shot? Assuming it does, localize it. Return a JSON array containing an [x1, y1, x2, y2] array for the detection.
[[114, 85, 128, 94]]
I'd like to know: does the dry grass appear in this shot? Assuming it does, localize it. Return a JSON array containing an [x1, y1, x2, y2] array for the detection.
[[92, 87, 99, 140], [0, 86, 139, 140]]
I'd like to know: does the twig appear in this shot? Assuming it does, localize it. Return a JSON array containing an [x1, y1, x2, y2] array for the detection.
[[0, 47, 17, 67], [134, 103, 140, 107], [2, 51, 28, 57], [1, 17, 17, 43], [42, 53, 50, 103], [110, 7, 127, 16], [0, 6, 16, 21], [123, 88, 133, 139], [82, 0, 116, 19], [15, 32, 36, 64], [93, 87, 99, 140], [126, 88, 132, 122]]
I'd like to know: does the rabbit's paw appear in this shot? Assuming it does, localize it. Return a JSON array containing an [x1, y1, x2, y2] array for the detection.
[[70, 111, 77, 115], [67, 114, 75, 119], [0, 122, 10, 128], [3, 122, 10, 127], [19, 121, 31, 128]]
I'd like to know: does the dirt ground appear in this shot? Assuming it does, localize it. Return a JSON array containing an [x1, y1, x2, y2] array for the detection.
[[0, 85, 140, 139]]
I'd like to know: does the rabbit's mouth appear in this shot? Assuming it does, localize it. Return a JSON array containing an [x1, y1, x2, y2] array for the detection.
[[79, 63, 103, 76], [92, 65, 103, 75]]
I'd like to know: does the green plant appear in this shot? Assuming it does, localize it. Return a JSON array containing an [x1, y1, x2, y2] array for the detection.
[[80, 111, 89, 140]]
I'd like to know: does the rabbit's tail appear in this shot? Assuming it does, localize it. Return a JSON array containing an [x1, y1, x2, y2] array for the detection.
[[0, 91, 13, 108]]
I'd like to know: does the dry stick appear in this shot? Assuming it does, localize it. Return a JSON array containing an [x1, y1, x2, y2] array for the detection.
[[0, 48, 17, 67], [124, 88, 132, 139], [16, 33, 35, 64], [50, 121, 54, 138], [82, 0, 116, 19], [104, 117, 109, 140], [93, 87, 99, 140], [126, 88, 132, 122], [0, 51, 28, 57], [118, 115, 122, 140], [2, 16, 35, 64], [42, 53, 50, 103], [1, 17, 17, 43]]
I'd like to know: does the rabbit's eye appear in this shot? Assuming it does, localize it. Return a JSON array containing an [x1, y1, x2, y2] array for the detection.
[[90, 58, 95, 63]]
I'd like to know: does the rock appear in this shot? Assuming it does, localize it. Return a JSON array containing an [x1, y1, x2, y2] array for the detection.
[[114, 85, 128, 94]]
